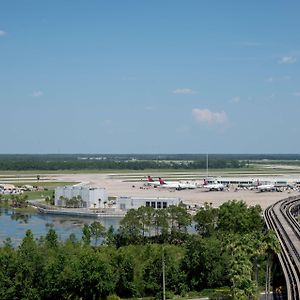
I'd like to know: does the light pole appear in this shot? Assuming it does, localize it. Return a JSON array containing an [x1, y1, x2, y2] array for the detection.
[[162, 246, 166, 300]]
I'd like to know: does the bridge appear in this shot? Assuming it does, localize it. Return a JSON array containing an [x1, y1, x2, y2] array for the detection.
[[264, 196, 300, 299]]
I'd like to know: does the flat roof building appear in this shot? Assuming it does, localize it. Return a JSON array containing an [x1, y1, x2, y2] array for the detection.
[[55, 186, 107, 209], [117, 196, 180, 211]]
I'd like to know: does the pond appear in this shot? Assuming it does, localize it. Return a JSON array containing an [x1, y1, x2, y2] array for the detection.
[[0, 207, 121, 246]]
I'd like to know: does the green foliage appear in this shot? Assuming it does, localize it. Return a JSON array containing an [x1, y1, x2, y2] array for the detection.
[[0, 153, 251, 170], [194, 202, 219, 237], [107, 294, 121, 300], [0, 200, 280, 299], [182, 235, 229, 290], [81, 221, 106, 246], [82, 223, 91, 245], [89, 221, 106, 245], [217, 200, 263, 234], [45, 228, 58, 248], [119, 206, 191, 246], [11, 194, 29, 208]]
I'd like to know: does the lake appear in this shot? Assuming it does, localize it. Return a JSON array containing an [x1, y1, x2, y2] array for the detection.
[[0, 207, 121, 246]]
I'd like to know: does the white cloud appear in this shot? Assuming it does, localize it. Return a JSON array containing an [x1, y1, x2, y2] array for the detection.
[[31, 90, 44, 97], [0, 30, 7, 37], [278, 56, 297, 64], [192, 108, 227, 124], [292, 92, 300, 97], [230, 96, 240, 104], [173, 88, 196, 94]]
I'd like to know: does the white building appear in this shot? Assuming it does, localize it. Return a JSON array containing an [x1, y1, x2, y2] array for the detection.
[[117, 196, 180, 211], [55, 186, 108, 209]]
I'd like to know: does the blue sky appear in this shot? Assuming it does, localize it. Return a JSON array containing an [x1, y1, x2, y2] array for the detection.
[[1, 1, 300, 153]]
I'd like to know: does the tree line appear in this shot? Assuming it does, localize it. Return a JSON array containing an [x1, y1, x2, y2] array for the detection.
[[0, 159, 246, 170], [0, 200, 280, 299]]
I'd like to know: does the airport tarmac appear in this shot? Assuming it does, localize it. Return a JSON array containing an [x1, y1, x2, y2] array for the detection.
[[52, 173, 299, 210]]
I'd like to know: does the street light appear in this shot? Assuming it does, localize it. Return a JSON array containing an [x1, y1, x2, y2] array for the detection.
[[162, 246, 166, 300]]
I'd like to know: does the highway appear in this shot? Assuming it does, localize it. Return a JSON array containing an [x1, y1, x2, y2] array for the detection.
[[264, 196, 300, 300]]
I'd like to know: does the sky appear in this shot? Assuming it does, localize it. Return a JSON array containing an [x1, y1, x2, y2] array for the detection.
[[1, 0, 300, 154]]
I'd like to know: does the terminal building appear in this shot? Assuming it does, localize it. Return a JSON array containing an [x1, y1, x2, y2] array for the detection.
[[55, 186, 108, 208], [205, 177, 289, 187], [117, 196, 180, 211]]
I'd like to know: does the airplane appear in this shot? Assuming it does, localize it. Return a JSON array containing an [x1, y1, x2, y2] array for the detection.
[[145, 176, 161, 187], [202, 179, 225, 191], [253, 179, 276, 192], [158, 177, 198, 190], [257, 184, 275, 192]]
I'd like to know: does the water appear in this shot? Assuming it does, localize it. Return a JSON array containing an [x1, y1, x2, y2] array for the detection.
[[0, 207, 121, 246]]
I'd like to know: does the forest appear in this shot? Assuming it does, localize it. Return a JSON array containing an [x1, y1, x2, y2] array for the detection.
[[0, 153, 299, 170], [0, 200, 280, 299]]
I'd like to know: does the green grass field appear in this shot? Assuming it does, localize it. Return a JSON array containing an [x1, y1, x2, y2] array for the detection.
[[4, 181, 79, 188]]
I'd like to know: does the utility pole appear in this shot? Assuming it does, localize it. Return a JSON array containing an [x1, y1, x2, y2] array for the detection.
[[162, 247, 166, 300]]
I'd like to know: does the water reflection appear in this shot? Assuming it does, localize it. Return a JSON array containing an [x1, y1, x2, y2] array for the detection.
[[10, 211, 31, 223], [0, 207, 121, 246]]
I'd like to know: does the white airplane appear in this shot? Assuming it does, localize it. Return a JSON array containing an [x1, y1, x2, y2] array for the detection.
[[202, 179, 225, 191], [146, 176, 161, 187], [158, 178, 198, 190], [253, 179, 276, 192], [257, 184, 275, 192]]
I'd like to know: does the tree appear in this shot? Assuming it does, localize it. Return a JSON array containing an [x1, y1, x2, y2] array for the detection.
[[182, 235, 229, 291], [15, 230, 43, 299], [89, 221, 106, 246], [217, 200, 263, 234], [167, 205, 191, 234], [194, 202, 218, 237], [105, 225, 116, 246], [82, 224, 91, 246], [227, 245, 257, 299], [137, 206, 154, 238], [119, 209, 143, 244], [153, 208, 169, 238], [45, 228, 58, 248]]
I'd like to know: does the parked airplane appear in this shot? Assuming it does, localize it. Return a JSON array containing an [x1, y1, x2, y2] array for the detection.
[[252, 179, 276, 192], [257, 184, 275, 192], [158, 177, 198, 190], [202, 179, 225, 191], [146, 176, 160, 187]]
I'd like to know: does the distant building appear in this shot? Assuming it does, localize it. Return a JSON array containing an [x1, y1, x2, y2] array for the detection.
[[117, 196, 180, 211], [55, 186, 107, 208], [205, 177, 289, 187]]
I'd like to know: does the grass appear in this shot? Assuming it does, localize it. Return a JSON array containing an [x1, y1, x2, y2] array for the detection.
[[1, 164, 300, 180], [23, 190, 54, 200], [0, 167, 265, 175], [12, 206, 38, 213], [4, 181, 79, 188]]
